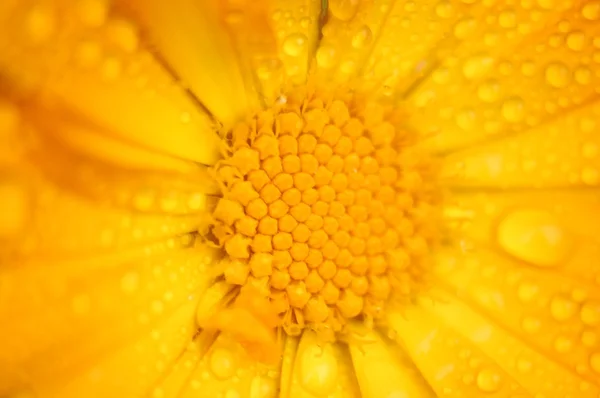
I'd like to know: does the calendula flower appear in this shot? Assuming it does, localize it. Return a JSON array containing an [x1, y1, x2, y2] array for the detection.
[[2, 0, 600, 396]]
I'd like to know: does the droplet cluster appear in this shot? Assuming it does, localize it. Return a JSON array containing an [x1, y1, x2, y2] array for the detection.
[[210, 86, 441, 338]]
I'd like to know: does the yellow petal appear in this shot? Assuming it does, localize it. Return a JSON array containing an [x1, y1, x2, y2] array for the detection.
[[347, 324, 434, 398], [402, 2, 598, 153], [388, 304, 530, 396], [146, 342, 204, 398], [121, 0, 267, 123], [446, 190, 600, 278], [433, 247, 600, 388], [0, 0, 220, 164], [314, 0, 392, 85], [0, 245, 218, 394], [44, 299, 198, 398], [442, 101, 600, 188], [360, 0, 470, 97], [281, 330, 360, 398], [425, 291, 600, 397], [175, 333, 281, 398], [3, 167, 206, 257], [28, 131, 216, 217], [270, 0, 322, 85]]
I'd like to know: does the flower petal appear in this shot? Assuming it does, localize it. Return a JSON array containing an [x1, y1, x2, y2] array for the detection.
[[121, 0, 277, 123], [312, 0, 393, 86], [0, 244, 218, 395], [388, 304, 531, 396], [44, 299, 198, 398], [0, 0, 221, 165], [347, 324, 435, 398], [175, 332, 281, 398], [270, 0, 322, 85], [281, 331, 360, 398], [442, 101, 600, 188], [426, 290, 600, 397], [399, 2, 599, 153], [433, 247, 600, 389], [446, 190, 600, 279]]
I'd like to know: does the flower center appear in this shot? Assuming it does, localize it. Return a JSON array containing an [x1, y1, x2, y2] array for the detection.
[[210, 86, 441, 340]]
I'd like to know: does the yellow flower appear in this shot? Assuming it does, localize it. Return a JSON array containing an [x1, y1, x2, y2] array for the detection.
[[1, 0, 600, 397]]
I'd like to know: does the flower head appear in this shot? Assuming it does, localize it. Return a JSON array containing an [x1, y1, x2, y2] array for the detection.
[[1, 0, 600, 397]]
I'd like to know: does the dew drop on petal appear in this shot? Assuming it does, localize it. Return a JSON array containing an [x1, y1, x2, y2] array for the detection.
[[209, 348, 236, 380], [462, 55, 495, 80], [501, 97, 525, 122], [329, 0, 360, 21], [476, 368, 502, 392], [0, 180, 29, 239], [549, 295, 577, 322], [76, 0, 109, 27], [590, 352, 600, 374], [496, 209, 572, 267], [566, 31, 586, 51], [26, 5, 56, 43], [581, 301, 600, 326], [477, 79, 500, 103], [582, 1, 600, 21], [545, 62, 571, 88], [581, 167, 600, 186], [299, 343, 338, 395], [517, 282, 539, 303], [316, 45, 338, 69], [351, 25, 373, 49], [283, 33, 308, 57]]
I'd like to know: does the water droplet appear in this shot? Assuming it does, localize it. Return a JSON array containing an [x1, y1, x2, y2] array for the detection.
[[256, 58, 283, 81], [498, 10, 517, 29], [209, 348, 236, 380], [351, 25, 373, 49], [283, 33, 308, 57], [463, 55, 495, 80], [107, 19, 139, 53], [121, 272, 139, 293], [456, 109, 477, 130], [550, 295, 577, 321], [554, 336, 573, 353], [501, 97, 525, 122], [71, 294, 91, 315], [454, 18, 476, 39], [76, 0, 108, 27], [0, 179, 29, 239], [521, 316, 541, 333], [315, 45, 338, 69], [590, 352, 600, 373], [298, 340, 338, 395], [497, 209, 572, 267], [545, 62, 571, 88], [436, 1, 455, 18], [26, 5, 56, 43], [516, 357, 532, 373], [477, 79, 501, 102], [566, 31, 586, 51], [329, 0, 360, 21], [581, 167, 599, 185], [572, 66, 591, 86], [582, 1, 600, 21], [101, 57, 122, 81], [250, 375, 277, 398], [517, 282, 539, 303], [76, 40, 102, 67], [581, 301, 600, 326], [476, 368, 502, 392], [537, 0, 556, 9], [224, 389, 241, 398]]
